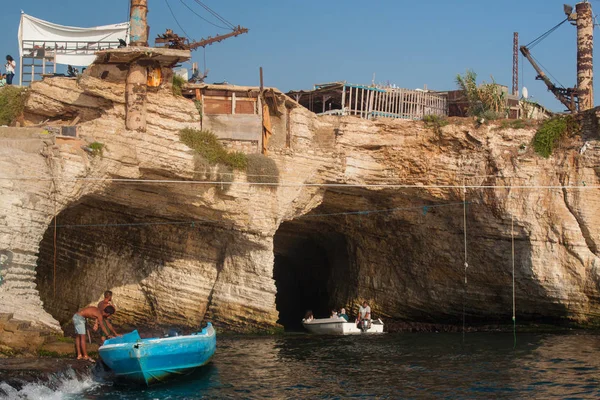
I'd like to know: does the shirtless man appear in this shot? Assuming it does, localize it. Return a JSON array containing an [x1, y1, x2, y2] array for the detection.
[[96, 291, 120, 343], [73, 305, 114, 361], [97, 290, 113, 313]]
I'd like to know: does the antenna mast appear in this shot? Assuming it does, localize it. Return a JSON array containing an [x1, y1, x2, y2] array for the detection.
[[512, 32, 519, 96]]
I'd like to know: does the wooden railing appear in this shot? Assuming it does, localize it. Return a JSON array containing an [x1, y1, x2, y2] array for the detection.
[[341, 84, 447, 120]]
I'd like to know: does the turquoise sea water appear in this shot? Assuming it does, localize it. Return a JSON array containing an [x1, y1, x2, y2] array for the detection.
[[2, 332, 600, 399]]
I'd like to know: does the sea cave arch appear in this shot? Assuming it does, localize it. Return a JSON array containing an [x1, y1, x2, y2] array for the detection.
[[272, 188, 561, 331], [273, 216, 354, 331], [34, 185, 245, 333]]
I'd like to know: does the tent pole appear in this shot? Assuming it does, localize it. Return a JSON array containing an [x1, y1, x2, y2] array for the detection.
[[19, 12, 23, 86]]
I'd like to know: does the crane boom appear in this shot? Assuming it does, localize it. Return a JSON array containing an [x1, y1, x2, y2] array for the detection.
[[189, 26, 248, 50], [155, 27, 248, 51], [519, 46, 578, 112]]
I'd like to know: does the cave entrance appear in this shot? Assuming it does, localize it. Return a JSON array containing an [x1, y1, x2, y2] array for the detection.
[[273, 220, 351, 331]]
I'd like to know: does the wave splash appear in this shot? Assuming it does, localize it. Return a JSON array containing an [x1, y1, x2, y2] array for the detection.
[[0, 368, 99, 400]]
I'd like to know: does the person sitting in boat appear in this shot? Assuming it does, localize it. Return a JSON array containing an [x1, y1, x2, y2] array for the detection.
[[303, 310, 314, 322], [337, 308, 349, 321], [330, 309, 339, 318], [357, 301, 372, 330]]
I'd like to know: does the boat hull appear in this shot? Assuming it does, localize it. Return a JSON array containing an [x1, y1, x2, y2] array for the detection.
[[99, 323, 216, 385], [302, 318, 384, 335]]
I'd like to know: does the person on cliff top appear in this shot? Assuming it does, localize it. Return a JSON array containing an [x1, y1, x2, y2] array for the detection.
[[73, 305, 114, 361], [4, 56, 15, 85], [337, 308, 349, 322], [0, 74, 6, 87], [95, 290, 120, 344]]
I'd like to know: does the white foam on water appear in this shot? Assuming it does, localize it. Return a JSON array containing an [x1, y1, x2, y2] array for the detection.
[[0, 369, 99, 400]]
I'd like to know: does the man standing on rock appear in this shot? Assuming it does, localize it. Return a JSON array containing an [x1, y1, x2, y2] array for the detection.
[[73, 305, 114, 361]]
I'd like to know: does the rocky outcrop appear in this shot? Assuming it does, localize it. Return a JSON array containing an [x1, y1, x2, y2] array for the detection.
[[1, 73, 600, 347]]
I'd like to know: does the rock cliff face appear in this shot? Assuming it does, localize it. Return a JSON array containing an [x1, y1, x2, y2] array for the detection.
[[1, 74, 600, 342]]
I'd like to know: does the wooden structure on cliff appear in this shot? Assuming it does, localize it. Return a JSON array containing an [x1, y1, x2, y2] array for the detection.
[[183, 83, 298, 153], [287, 82, 448, 120]]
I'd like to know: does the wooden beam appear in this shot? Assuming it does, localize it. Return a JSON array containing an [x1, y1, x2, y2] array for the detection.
[[341, 85, 346, 115]]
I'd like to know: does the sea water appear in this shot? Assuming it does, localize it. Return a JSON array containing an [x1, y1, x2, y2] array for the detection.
[[2, 332, 600, 399]]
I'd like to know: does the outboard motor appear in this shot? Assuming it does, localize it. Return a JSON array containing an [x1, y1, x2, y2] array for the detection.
[[358, 319, 371, 332]]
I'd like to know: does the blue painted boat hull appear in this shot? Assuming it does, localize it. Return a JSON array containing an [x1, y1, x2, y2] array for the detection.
[[99, 323, 216, 385]]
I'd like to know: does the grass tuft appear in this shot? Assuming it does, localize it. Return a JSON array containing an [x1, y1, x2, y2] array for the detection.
[[172, 75, 186, 96], [0, 86, 28, 126], [88, 142, 104, 157], [179, 128, 248, 169], [532, 116, 579, 158]]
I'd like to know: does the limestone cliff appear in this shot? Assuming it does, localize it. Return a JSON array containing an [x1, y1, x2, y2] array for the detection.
[[1, 73, 599, 345]]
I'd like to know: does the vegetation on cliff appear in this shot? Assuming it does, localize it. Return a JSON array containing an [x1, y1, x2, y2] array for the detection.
[[0, 86, 28, 126], [532, 115, 579, 158], [455, 70, 508, 120], [172, 75, 186, 96], [422, 114, 448, 137], [180, 128, 247, 169], [179, 128, 279, 184]]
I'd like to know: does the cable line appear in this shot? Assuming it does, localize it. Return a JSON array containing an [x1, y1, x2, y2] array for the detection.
[[41, 201, 468, 230], [525, 18, 569, 49], [179, 0, 230, 30], [511, 213, 517, 348], [192, 0, 236, 29], [164, 0, 193, 40], [529, 52, 566, 89]]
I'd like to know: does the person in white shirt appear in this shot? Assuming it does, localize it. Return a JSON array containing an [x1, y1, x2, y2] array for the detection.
[[5, 55, 16, 85], [358, 301, 371, 322]]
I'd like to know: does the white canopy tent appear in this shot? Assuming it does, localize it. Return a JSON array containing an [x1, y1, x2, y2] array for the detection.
[[17, 12, 129, 85]]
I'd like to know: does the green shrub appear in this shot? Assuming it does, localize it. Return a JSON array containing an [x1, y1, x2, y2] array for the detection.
[[247, 154, 279, 184], [180, 128, 247, 170], [532, 116, 579, 158], [494, 119, 537, 131], [180, 128, 228, 164], [0, 86, 28, 126], [89, 142, 104, 157], [423, 114, 448, 138], [180, 128, 280, 187], [224, 151, 248, 170], [455, 70, 508, 119], [172, 75, 186, 96], [422, 114, 448, 127], [194, 100, 203, 119]]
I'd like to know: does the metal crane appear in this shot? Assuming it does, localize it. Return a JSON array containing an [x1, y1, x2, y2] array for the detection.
[[519, 45, 578, 112], [155, 26, 248, 51]]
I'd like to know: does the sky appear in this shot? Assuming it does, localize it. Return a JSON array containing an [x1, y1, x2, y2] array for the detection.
[[1, 0, 598, 111]]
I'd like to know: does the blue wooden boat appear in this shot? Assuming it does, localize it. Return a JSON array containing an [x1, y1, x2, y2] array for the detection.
[[98, 323, 216, 385]]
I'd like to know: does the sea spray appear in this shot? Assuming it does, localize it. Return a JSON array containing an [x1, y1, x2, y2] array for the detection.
[[0, 367, 98, 400]]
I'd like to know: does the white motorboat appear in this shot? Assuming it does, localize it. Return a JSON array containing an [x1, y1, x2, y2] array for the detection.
[[302, 317, 384, 335]]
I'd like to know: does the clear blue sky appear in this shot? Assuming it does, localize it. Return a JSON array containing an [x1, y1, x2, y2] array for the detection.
[[1, 0, 597, 111]]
